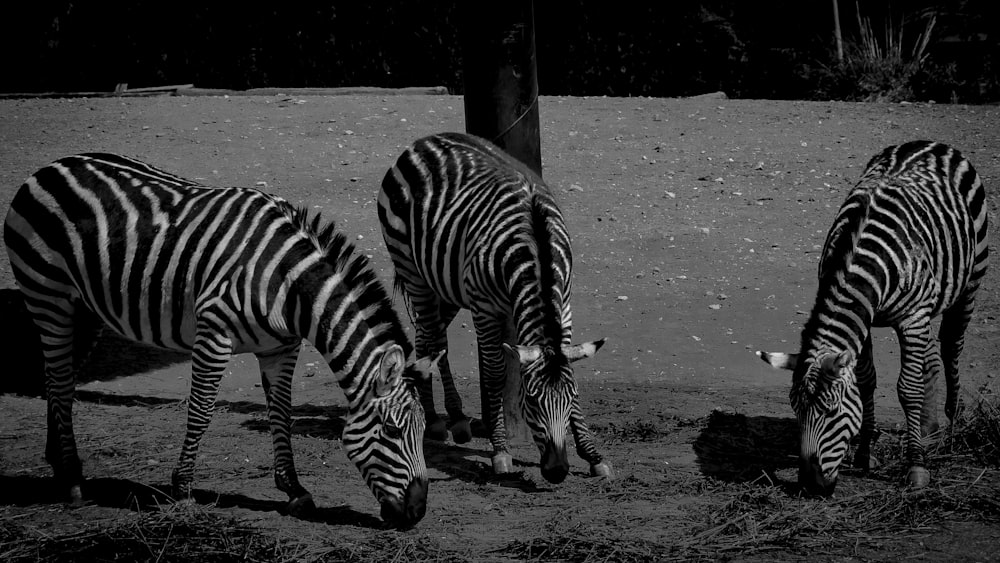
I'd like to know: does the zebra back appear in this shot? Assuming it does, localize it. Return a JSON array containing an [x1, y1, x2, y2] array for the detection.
[[381, 132, 574, 350], [803, 140, 988, 359]]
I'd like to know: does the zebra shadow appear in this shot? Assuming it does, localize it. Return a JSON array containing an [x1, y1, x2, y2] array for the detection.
[[423, 439, 553, 493], [0, 288, 188, 397], [0, 474, 383, 528], [692, 410, 799, 485], [69, 389, 350, 441], [235, 402, 349, 440]]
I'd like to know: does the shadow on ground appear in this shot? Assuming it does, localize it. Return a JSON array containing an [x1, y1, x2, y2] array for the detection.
[[423, 438, 553, 492], [0, 288, 188, 397], [692, 410, 799, 483], [71, 388, 351, 441], [0, 474, 384, 528]]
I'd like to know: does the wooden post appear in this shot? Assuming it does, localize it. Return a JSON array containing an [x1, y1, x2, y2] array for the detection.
[[460, 0, 542, 176]]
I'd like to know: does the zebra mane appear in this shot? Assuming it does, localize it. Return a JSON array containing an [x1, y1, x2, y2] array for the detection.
[[277, 200, 341, 253], [528, 191, 568, 362], [816, 189, 871, 284], [278, 200, 413, 359]]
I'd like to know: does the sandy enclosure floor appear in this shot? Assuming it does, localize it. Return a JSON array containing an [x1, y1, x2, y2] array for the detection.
[[1, 94, 999, 561]]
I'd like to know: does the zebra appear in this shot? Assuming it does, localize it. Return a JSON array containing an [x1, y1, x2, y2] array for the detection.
[[759, 140, 989, 495], [377, 132, 612, 483], [3, 153, 437, 527]]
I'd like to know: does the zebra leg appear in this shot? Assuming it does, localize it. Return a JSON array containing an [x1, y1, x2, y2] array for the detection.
[[434, 304, 474, 443], [32, 297, 85, 505], [256, 342, 315, 517], [853, 333, 879, 471], [473, 313, 512, 474], [939, 290, 977, 423], [569, 400, 613, 478], [405, 287, 452, 441], [171, 321, 233, 501], [921, 339, 944, 438], [895, 316, 932, 488]]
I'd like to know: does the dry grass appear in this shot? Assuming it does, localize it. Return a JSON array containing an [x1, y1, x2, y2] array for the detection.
[[0, 504, 285, 563], [3, 391, 996, 562]]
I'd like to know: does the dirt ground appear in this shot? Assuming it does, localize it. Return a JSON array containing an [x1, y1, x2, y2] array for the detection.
[[1, 93, 999, 562]]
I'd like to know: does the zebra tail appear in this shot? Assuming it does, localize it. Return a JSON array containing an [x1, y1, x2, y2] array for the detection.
[[528, 192, 565, 355], [391, 274, 416, 326]]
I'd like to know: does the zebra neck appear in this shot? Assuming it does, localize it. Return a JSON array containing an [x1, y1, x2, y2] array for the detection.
[[281, 261, 403, 402], [799, 271, 875, 361]]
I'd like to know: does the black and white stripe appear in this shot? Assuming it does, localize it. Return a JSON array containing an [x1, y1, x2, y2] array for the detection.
[[3, 153, 431, 527], [378, 132, 611, 483], [760, 140, 989, 494]]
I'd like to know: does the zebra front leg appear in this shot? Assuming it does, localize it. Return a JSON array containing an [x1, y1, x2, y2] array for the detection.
[[438, 353, 475, 443], [921, 341, 944, 438], [895, 317, 932, 488], [568, 400, 612, 478], [171, 323, 232, 501], [853, 334, 879, 471], [434, 303, 473, 443], [256, 342, 315, 517], [409, 292, 454, 441]]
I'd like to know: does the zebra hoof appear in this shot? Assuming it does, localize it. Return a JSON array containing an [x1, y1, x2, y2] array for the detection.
[[425, 419, 448, 441], [470, 418, 490, 439], [590, 462, 613, 479], [907, 466, 931, 489], [449, 419, 472, 444], [68, 484, 84, 507], [287, 493, 316, 518], [853, 454, 880, 471], [920, 421, 941, 439], [492, 453, 513, 474]]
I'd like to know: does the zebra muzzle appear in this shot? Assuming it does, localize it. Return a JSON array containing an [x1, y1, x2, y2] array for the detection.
[[799, 454, 837, 497], [540, 442, 569, 484], [380, 477, 428, 528]]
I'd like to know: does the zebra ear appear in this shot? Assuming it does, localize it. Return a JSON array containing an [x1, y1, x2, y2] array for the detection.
[[503, 343, 542, 365], [758, 351, 798, 371], [410, 349, 445, 382], [563, 338, 606, 362], [376, 344, 406, 397]]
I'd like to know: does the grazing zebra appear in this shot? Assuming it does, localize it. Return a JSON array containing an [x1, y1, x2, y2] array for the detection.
[[3, 153, 435, 527], [759, 141, 989, 495], [378, 132, 611, 483]]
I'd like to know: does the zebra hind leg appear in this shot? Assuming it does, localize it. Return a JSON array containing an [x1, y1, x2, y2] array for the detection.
[[30, 295, 86, 504], [256, 342, 315, 517], [939, 290, 977, 423]]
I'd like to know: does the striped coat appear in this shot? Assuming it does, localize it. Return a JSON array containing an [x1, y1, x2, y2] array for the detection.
[[760, 141, 989, 494], [4, 153, 432, 527], [378, 133, 611, 483]]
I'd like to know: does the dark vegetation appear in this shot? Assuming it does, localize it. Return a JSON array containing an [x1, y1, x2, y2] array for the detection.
[[3, 1, 998, 103]]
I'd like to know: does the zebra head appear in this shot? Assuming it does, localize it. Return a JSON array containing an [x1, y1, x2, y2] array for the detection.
[[342, 344, 433, 528], [503, 338, 605, 484], [759, 349, 861, 496]]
